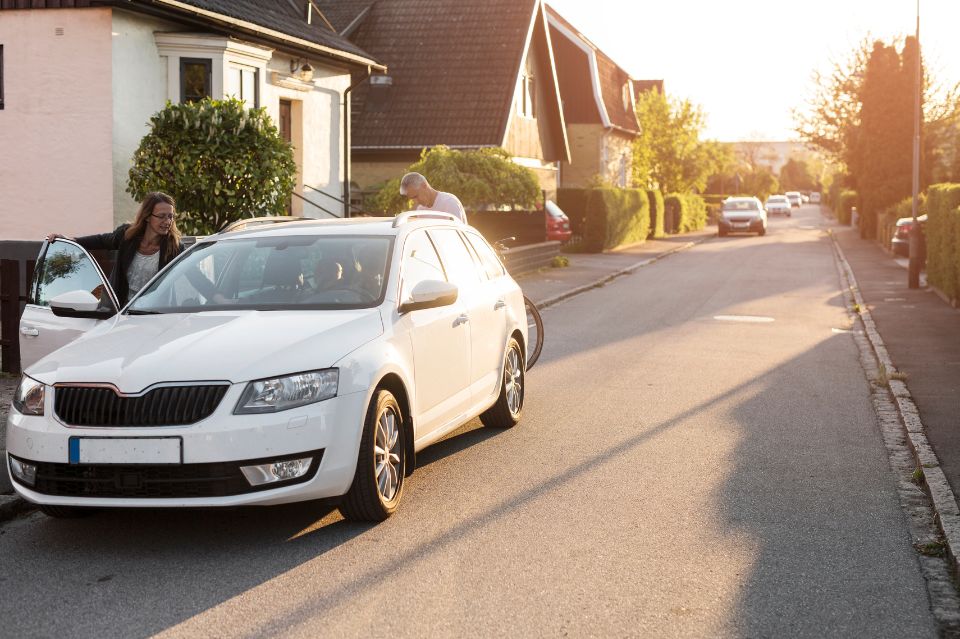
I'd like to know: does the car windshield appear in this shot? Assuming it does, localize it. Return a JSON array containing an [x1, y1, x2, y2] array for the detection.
[[127, 234, 393, 313], [545, 201, 567, 219], [723, 200, 760, 211]]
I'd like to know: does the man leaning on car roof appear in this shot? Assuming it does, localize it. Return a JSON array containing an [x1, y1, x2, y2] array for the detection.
[[399, 172, 467, 224]]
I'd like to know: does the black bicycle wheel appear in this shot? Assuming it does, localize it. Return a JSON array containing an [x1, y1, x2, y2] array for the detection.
[[524, 296, 544, 370]]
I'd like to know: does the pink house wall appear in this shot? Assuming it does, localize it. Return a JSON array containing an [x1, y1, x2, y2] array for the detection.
[[0, 9, 114, 241]]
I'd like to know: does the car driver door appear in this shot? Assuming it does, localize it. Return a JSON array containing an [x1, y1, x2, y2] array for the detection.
[[19, 239, 119, 370]]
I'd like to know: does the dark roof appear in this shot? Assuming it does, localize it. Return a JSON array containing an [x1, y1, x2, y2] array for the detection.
[[337, 0, 542, 149], [0, 0, 379, 67], [546, 5, 639, 134], [156, 0, 377, 62]]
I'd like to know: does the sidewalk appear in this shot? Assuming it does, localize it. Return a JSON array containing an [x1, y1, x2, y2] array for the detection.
[[0, 226, 716, 516], [833, 226, 960, 510]]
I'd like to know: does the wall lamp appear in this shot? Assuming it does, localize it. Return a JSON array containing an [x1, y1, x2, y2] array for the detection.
[[290, 58, 314, 82]]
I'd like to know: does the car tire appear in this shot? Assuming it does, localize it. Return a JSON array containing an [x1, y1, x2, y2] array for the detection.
[[718, 228, 727, 238], [339, 389, 406, 522], [758, 226, 767, 236], [480, 337, 525, 429], [38, 505, 97, 518]]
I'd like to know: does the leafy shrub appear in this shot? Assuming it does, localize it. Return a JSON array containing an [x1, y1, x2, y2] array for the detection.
[[647, 190, 665, 238], [557, 188, 591, 240], [367, 146, 540, 215], [664, 193, 707, 233], [127, 98, 296, 235], [582, 189, 650, 252], [926, 183, 960, 302], [836, 190, 859, 225]]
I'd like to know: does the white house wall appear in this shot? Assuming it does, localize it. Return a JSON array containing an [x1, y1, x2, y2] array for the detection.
[[111, 10, 178, 227], [0, 9, 114, 241]]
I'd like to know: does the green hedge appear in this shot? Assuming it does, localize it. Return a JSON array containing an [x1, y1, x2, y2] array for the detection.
[[664, 193, 707, 233], [926, 183, 960, 303], [557, 188, 590, 240], [647, 190, 665, 238], [836, 190, 859, 225], [558, 188, 649, 252]]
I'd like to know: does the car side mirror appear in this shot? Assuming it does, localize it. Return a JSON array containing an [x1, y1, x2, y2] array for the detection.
[[399, 280, 458, 313], [50, 290, 116, 320]]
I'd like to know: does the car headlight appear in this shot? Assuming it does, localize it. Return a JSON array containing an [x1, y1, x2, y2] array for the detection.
[[234, 369, 339, 414], [13, 375, 45, 416]]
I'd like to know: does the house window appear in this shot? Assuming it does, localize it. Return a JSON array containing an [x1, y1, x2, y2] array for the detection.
[[227, 64, 258, 109], [517, 70, 536, 118], [0, 45, 5, 110], [180, 58, 212, 103]]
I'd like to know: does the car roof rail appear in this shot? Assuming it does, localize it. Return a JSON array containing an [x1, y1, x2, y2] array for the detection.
[[392, 211, 458, 227]]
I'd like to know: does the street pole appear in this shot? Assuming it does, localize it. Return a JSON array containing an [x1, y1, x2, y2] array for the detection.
[[908, 0, 922, 288]]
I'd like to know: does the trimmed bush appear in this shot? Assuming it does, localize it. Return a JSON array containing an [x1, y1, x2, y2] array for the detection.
[[557, 188, 591, 240], [647, 190, 665, 238], [664, 193, 707, 233], [926, 183, 960, 303], [836, 190, 859, 225], [582, 189, 650, 252]]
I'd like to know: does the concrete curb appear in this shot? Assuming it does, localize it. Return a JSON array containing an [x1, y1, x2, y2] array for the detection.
[[829, 229, 960, 579], [535, 236, 709, 311]]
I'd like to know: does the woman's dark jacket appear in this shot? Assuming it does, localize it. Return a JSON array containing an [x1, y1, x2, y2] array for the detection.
[[75, 224, 183, 306]]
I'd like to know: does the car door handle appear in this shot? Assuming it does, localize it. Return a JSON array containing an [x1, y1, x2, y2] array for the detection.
[[494, 299, 506, 310], [454, 314, 469, 327], [20, 326, 39, 337]]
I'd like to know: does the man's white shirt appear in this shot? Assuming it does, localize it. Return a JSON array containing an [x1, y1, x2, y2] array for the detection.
[[417, 191, 467, 223]]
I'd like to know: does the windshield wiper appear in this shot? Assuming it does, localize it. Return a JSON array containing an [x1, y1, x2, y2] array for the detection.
[[125, 309, 163, 315]]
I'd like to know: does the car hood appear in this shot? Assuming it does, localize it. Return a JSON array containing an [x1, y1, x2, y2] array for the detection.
[[27, 309, 384, 391]]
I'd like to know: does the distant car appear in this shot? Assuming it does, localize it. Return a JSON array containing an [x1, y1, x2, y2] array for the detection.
[[801, 193, 810, 203], [785, 191, 803, 208], [765, 195, 792, 217], [891, 213, 927, 257], [809, 192, 822, 204], [718, 196, 767, 237], [544, 200, 572, 243]]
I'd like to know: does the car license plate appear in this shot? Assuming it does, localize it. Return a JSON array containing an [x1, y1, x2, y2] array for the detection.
[[68, 437, 182, 464], [733, 223, 748, 229]]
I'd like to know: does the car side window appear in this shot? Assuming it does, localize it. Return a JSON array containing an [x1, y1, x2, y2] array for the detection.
[[463, 231, 505, 280], [33, 241, 116, 312], [428, 228, 482, 287], [400, 230, 446, 301]]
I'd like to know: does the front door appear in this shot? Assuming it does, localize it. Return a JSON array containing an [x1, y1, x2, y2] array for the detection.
[[395, 230, 471, 436], [19, 239, 118, 370]]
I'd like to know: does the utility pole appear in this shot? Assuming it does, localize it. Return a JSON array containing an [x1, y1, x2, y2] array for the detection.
[[908, 0, 923, 288]]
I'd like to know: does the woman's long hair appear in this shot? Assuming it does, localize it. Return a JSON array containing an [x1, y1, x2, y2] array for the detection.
[[124, 192, 182, 259]]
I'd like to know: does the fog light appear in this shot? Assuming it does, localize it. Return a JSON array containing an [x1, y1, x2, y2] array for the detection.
[[8, 456, 37, 487], [240, 457, 312, 486]]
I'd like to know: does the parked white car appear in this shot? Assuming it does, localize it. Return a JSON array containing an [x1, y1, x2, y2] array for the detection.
[[785, 191, 803, 208], [8, 213, 528, 521]]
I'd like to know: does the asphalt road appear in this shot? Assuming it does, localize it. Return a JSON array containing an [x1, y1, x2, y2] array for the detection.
[[0, 205, 939, 637]]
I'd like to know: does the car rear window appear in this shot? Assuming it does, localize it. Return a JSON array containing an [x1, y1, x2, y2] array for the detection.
[[723, 200, 759, 211]]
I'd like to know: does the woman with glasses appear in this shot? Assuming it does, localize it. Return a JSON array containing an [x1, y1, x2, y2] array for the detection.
[[47, 192, 184, 306]]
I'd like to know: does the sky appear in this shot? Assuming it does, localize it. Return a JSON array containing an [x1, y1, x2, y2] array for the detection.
[[546, 0, 960, 142]]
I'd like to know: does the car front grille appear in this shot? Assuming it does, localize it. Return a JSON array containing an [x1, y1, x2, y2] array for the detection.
[[20, 450, 323, 498], [54, 384, 229, 427], [726, 217, 754, 223]]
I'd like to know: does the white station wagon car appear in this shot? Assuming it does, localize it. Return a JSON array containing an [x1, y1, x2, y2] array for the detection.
[[7, 213, 528, 521]]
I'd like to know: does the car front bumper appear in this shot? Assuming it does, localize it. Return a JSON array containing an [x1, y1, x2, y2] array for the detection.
[[5, 385, 368, 507], [719, 218, 765, 233]]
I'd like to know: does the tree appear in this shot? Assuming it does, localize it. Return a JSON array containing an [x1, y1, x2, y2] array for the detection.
[[367, 146, 541, 215], [794, 35, 960, 224], [128, 98, 297, 235], [856, 40, 914, 238], [779, 158, 819, 192], [632, 90, 720, 193]]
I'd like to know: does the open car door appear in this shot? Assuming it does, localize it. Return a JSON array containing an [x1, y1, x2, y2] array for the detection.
[[19, 239, 119, 370]]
